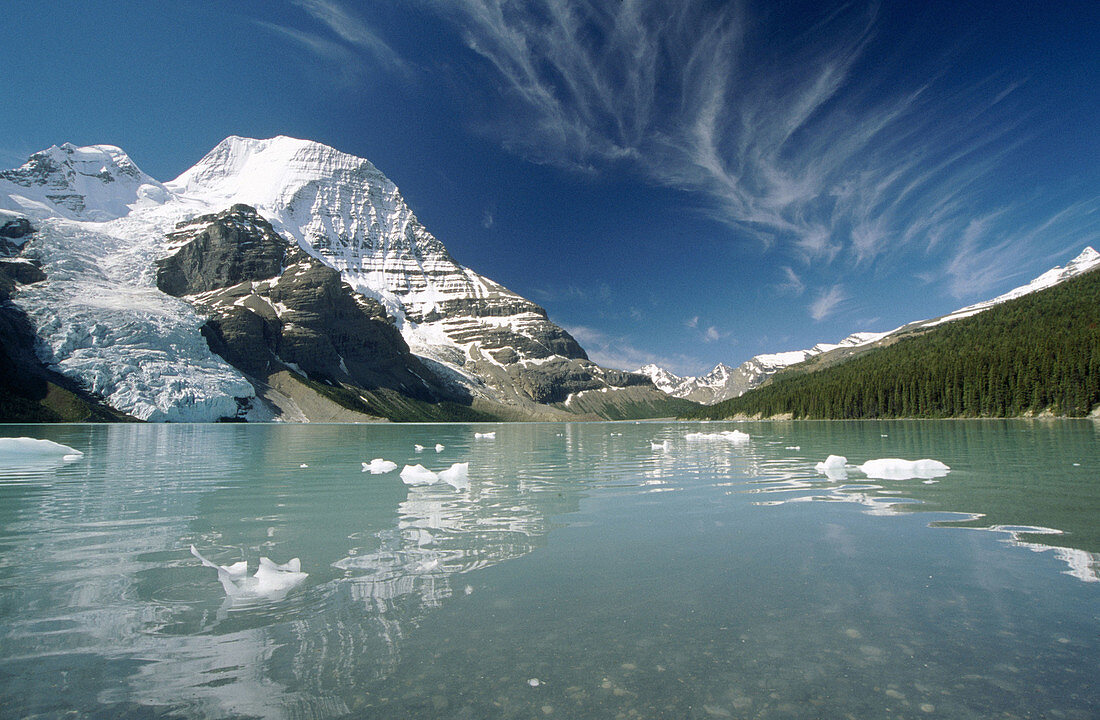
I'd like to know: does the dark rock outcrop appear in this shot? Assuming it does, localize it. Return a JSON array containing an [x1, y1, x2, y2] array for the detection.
[[160, 205, 473, 417], [156, 204, 289, 296]]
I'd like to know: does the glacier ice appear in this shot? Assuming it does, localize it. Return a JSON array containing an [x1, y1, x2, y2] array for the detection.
[[190, 545, 307, 601], [400, 462, 469, 489], [0, 437, 83, 460], [474, 432, 496, 439], [815, 455, 847, 471], [400, 464, 438, 486], [685, 430, 750, 443], [362, 458, 398, 474], [414, 444, 425, 453], [858, 458, 950, 480], [0, 437, 84, 473], [651, 440, 670, 451], [814, 454, 849, 480], [438, 462, 470, 490], [435, 444, 445, 452]]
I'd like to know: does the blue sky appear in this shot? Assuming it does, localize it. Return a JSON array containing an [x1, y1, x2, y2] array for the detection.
[[3, 0, 1098, 375]]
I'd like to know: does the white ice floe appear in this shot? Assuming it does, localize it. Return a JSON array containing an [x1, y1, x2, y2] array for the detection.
[[400, 464, 438, 485], [0, 437, 84, 462], [414, 444, 425, 452], [814, 454, 848, 481], [435, 444, 445, 452], [858, 458, 950, 480], [651, 440, 670, 451], [815, 455, 847, 471], [474, 432, 496, 439], [190, 545, 307, 601], [399, 462, 470, 489], [685, 430, 750, 443], [362, 458, 398, 474], [438, 462, 470, 490], [299, 463, 308, 468]]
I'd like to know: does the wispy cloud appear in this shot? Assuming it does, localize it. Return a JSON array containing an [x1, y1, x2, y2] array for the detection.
[[940, 199, 1100, 300], [809, 285, 847, 321], [775, 266, 805, 296], [260, 1, 410, 80], [564, 324, 705, 375], [290, 0, 410, 74], [419, 0, 1089, 300], [255, 21, 364, 82]]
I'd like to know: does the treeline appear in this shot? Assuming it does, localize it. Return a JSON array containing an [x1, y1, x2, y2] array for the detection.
[[688, 267, 1100, 420]]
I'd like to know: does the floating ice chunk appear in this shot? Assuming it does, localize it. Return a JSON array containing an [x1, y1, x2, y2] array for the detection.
[[815, 455, 847, 471], [414, 444, 425, 452], [400, 464, 439, 485], [685, 430, 750, 443], [416, 558, 439, 572], [474, 432, 496, 439], [651, 440, 670, 451], [435, 443, 445, 452], [190, 545, 307, 601], [527, 678, 541, 687], [438, 462, 470, 490], [814, 455, 848, 481], [299, 463, 308, 468], [858, 458, 950, 480], [786, 446, 801, 450], [0, 437, 84, 463], [362, 458, 398, 474]]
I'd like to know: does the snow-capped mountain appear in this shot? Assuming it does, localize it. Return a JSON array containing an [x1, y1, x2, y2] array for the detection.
[[0, 137, 668, 422], [911, 246, 1100, 329], [644, 249, 1100, 405], [0, 142, 168, 222], [638, 330, 890, 405], [636, 363, 741, 405]]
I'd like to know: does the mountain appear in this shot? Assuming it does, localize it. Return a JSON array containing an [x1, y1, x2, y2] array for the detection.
[[639, 331, 890, 405], [646, 248, 1100, 405], [0, 137, 680, 422], [688, 255, 1100, 419]]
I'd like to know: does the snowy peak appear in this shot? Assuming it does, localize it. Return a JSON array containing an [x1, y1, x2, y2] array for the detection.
[[167, 135, 455, 291], [170, 135, 383, 211], [636, 364, 685, 395], [0, 143, 166, 221], [919, 246, 1100, 328], [636, 362, 746, 405]]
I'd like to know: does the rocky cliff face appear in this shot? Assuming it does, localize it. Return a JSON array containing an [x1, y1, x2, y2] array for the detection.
[[156, 205, 474, 420]]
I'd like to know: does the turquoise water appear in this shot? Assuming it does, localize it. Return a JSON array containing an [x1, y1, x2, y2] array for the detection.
[[0, 421, 1097, 719]]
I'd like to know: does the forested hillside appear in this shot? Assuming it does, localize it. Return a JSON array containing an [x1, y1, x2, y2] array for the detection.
[[688, 267, 1100, 420]]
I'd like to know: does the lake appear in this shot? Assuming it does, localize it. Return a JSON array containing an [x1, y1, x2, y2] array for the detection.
[[0, 420, 1097, 719]]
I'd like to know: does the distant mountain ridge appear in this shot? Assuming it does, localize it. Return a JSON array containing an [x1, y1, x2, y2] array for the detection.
[[0, 137, 680, 422], [688, 257, 1100, 419], [643, 247, 1100, 405]]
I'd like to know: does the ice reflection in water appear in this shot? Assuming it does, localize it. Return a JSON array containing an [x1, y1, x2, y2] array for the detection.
[[747, 441, 1100, 583]]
